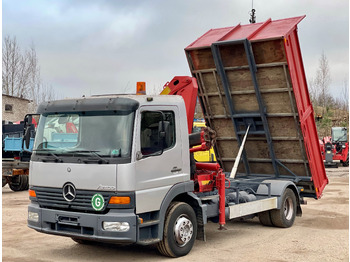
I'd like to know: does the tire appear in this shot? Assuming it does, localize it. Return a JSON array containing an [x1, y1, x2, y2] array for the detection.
[[343, 153, 349, 167], [157, 202, 197, 258], [270, 188, 297, 228], [20, 175, 29, 191], [9, 175, 25, 192], [258, 211, 273, 226], [2, 177, 8, 187]]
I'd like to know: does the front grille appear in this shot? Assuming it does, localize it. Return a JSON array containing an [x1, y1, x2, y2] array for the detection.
[[33, 186, 114, 213]]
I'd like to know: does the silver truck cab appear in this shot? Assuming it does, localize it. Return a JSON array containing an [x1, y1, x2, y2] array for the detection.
[[28, 95, 192, 245]]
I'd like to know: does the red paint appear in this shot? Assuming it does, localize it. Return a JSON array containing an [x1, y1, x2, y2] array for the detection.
[[216, 170, 226, 227], [283, 28, 328, 198], [161, 76, 198, 134]]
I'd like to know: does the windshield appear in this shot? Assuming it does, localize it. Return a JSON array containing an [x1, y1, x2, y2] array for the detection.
[[33, 111, 135, 160], [332, 127, 348, 142]]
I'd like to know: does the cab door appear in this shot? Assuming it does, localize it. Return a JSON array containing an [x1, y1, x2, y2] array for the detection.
[[134, 105, 186, 213]]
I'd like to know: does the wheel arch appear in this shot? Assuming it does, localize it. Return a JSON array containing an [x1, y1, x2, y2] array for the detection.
[[157, 181, 206, 241], [257, 180, 301, 216]]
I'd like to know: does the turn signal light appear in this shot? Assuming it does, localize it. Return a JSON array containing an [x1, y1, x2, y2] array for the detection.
[[109, 196, 130, 205], [29, 189, 36, 198]]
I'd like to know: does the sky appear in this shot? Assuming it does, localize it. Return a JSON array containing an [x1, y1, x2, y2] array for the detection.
[[2, 0, 349, 99]]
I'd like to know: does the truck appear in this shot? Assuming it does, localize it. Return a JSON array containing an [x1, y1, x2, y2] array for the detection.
[[27, 16, 328, 257], [319, 127, 349, 167], [2, 120, 35, 191]]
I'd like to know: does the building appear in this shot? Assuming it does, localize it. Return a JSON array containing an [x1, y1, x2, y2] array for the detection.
[[2, 94, 35, 123]]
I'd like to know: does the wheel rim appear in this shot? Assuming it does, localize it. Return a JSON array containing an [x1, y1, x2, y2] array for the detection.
[[284, 197, 294, 220], [173, 215, 193, 247]]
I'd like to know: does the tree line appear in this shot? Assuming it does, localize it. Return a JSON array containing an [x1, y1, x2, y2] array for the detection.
[[308, 52, 349, 137], [2, 36, 56, 108]]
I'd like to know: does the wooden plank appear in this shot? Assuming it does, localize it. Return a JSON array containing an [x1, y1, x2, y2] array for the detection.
[[210, 119, 236, 137], [201, 71, 221, 93], [220, 44, 248, 67], [251, 39, 287, 64], [268, 117, 299, 137], [225, 66, 288, 92], [189, 48, 215, 70]]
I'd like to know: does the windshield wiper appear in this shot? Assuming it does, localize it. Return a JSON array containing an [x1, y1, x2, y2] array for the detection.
[[66, 150, 109, 164], [33, 149, 63, 163]]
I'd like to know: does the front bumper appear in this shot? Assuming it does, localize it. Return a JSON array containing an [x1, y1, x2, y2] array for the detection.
[[28, 203, 137, 244]]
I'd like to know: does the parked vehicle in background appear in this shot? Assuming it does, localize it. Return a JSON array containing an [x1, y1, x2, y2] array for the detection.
[[2, 119, 36, 191], [320, 127, 349, 167]]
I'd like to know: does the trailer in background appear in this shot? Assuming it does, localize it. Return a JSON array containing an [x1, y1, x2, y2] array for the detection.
[[2, 120, 35, 191]]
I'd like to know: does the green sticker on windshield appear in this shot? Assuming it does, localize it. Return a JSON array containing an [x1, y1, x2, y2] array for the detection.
[[91, 193, 105, 211]]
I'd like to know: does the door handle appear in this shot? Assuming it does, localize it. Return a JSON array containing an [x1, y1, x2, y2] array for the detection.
[[171, 167, 182, 173]]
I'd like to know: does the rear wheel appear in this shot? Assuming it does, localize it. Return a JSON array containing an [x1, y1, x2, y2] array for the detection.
[[9, 175, 25, 192], [157, 202, 197, 257], [270, 188, 297, 228], [2, 177, 8, 187], [258, 211, 273, 226], [19, 175, 29, 191]]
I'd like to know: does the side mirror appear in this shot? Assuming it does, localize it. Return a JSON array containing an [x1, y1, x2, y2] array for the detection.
[[25, 115, 33, 126], [158, 120, 170, 149], [23, 114, 33, 150], [24, 128, 31, 149], [22, 114, 39, 151]]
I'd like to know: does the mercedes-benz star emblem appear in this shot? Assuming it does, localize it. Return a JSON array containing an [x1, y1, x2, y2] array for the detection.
[[63, 183, 76, 202]]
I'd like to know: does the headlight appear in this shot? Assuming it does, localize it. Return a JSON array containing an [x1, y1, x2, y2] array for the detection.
[[28, 211, 39, 222], [342, 145, 346, 149], [102, 222, 130, 232]]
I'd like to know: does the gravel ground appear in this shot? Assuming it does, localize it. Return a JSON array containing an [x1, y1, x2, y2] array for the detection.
[[2, 166, 349, 262]]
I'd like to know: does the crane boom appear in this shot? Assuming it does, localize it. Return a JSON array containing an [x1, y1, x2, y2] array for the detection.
[[160, 76, 198, 134]]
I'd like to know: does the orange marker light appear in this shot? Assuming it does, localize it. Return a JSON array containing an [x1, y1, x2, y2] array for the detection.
[[109, 196, 130, 205], [29, 189, 36, 198], [136, 82, 146, 95]]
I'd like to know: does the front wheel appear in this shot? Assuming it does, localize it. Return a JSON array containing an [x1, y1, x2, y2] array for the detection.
[[270, 188, 297, 228], [157, 202, 197, 257]]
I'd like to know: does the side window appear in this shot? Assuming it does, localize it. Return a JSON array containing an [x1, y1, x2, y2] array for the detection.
[[141, 111, 175, 156]]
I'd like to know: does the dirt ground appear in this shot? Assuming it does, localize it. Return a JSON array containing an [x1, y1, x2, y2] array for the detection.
[[2, 167, 349, 262]]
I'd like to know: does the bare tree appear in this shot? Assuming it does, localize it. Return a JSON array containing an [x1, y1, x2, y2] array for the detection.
[[314, 52, 331, 116], [2, 36, 22, 96], [341, 79, 349, 111], [308, 77, 319, 112], [2, 36, 57, 108]]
